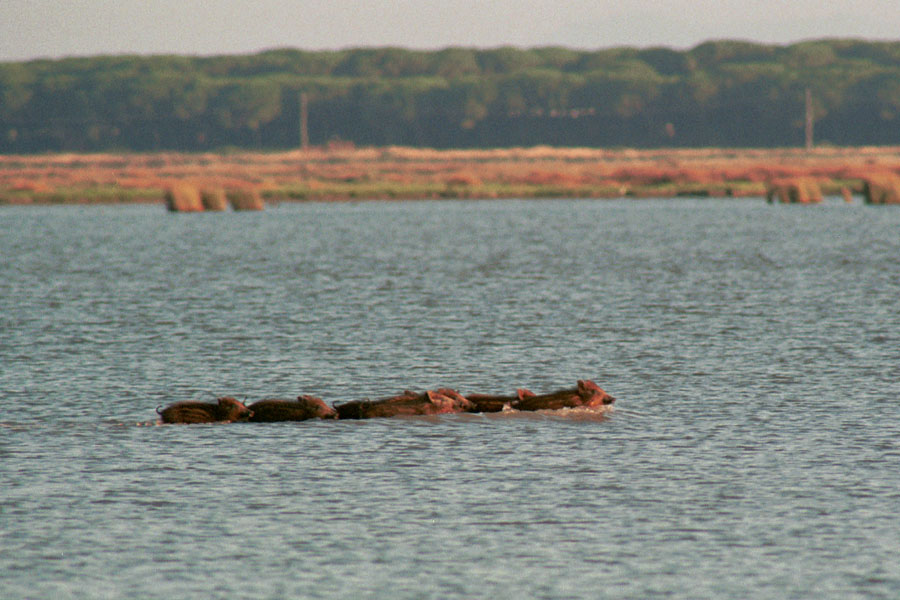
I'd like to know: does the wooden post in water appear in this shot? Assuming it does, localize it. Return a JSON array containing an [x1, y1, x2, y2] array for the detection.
[[300, 92, 309, 150], [805, 88, 814, 151]]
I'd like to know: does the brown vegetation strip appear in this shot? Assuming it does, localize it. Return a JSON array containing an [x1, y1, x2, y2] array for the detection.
[[3, 146, 900, 205]]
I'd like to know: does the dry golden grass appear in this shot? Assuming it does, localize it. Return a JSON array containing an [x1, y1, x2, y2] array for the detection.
[[765, 178, 823, 204], [862, 173, 900, 204], [164, 183, 204, 212], [226, 188, 264, 211], [2, 146, 900, 204], [200, 188, 228, 211]]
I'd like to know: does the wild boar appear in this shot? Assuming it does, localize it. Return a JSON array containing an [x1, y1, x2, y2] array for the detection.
[[156, 396, 253, 424], [464, 389, 534, 413], [334, 388, 474, 420], [247, 395, 338, 422], [511, 380, 615, 412]]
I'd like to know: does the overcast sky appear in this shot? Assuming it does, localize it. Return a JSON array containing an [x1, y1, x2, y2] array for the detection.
[[2, 0, 898, 61]]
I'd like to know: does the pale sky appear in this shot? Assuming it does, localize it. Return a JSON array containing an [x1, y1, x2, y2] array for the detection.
[[2, 0, 898, 61]]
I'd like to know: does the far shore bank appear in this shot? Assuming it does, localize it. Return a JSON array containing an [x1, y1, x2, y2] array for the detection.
[[3, 146, 900, 206]]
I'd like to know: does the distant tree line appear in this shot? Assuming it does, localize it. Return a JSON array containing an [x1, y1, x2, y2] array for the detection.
[[2, 39, 900, 152]]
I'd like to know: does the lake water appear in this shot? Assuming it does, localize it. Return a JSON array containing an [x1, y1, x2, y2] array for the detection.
[[2, 198, 899, 599]]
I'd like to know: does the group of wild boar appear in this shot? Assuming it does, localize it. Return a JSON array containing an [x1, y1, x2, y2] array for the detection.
[[156, 380, 615, 424]]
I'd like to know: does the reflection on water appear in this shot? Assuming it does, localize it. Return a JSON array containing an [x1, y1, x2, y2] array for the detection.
[[2, 199, 899, 599]]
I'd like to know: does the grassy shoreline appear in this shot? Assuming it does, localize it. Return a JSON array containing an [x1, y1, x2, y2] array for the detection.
[[2, 146, 900, 206]]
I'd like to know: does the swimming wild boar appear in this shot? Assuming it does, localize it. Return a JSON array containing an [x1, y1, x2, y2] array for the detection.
[[510, 380, 615, 412], [464, 389, 534, 413], [247, 395, 338, 422], [156, 397, 253, 424], [334, 388, 474, 419]]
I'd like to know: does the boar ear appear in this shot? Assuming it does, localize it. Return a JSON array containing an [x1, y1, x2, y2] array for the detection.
[[516, 389, 535, 400], [577, 380, 586, 392]]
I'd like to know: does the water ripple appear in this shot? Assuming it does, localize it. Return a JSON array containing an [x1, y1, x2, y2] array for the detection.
[[2, 200, 900, 599]]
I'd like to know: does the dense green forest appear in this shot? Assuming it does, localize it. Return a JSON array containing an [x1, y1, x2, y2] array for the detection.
[[2, 39, 900, 152]]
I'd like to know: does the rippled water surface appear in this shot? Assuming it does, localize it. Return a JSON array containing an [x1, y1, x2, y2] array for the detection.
[[2, 199, 899, 599]]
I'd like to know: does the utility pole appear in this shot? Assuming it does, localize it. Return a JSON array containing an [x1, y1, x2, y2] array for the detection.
[[299, 92, 309, 150], [804, 88, 814, 151]]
